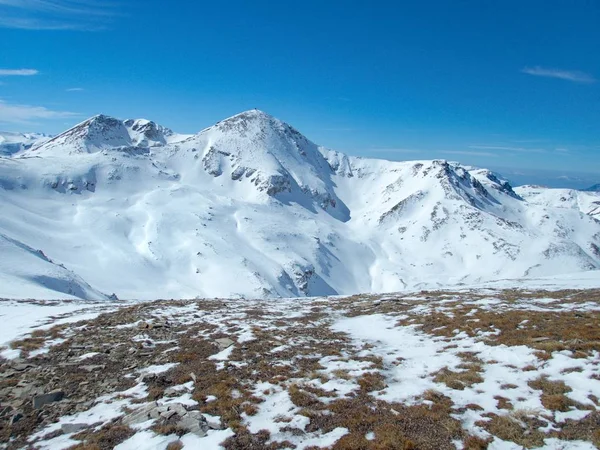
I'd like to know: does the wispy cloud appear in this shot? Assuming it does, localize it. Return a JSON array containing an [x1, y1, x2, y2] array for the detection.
[[522, 66, 596, 84], [512, 138, 548, 144], [469, 145, 546, 154], [0, 69, 38, 76], [0, 0, 120, 30], [0, 99, 78, 124], [66, 87, 84, 92]]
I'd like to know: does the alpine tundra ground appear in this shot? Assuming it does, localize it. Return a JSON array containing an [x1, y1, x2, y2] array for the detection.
[[1, 289, 599, 449]]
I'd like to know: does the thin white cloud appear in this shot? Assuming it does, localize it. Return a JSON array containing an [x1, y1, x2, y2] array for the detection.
[[66, 87, 84, 92], [469, 145, 546, 154], [512, 138, 548, 144], [0, 69, 38, 76], [0, 17, 87, 30], [0, 0, 119, 30], [0, 99, 78, 124], [0, 0, 113, 15], [522, 66, 596, 84]]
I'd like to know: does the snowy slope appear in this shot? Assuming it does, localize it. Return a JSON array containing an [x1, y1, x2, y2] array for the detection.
[[0, 131, 49, 156], [0, 233, 108, 300], [1, 110, 600, 300], [326, 159, 600, 290], [516, 185, 600, 218]]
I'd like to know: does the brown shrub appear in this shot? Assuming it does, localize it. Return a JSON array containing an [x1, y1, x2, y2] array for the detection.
[[463, 434, 491, 450], [166, 441, 184, 450], [358, 372, 387, 392]]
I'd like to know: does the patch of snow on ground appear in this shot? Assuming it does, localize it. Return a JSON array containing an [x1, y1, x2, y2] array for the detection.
[[331, 310, 600, 445]]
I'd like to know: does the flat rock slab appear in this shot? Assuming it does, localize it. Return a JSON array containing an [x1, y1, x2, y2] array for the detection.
[[61, 423, 89, 434], [122, 402, 158, 425], [214, 337, 234, 350], [177, 411, 208, 437], [33, 391, 64, 409]]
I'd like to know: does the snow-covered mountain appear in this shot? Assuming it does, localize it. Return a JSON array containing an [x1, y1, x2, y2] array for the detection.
[[516, 185, 600, 218], [30, 115, 186, 156], [1, 110, 600, 300], [0, 131, 49, 156]]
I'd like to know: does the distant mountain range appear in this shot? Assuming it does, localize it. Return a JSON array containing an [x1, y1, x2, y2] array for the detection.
[[0, 131, 49, 156], [583, 183, 600, 192], [1, 110, 600, 300]]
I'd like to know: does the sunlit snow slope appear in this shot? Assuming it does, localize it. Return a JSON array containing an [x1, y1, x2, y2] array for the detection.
[[1, 110, 599, 299]]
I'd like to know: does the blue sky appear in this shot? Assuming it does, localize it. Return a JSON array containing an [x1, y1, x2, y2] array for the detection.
[[0, 0, 599, 183]]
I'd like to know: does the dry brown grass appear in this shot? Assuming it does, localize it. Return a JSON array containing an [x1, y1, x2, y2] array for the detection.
[[150, 423, 188, 437], [160, 306, 353, 446], [464, 403, 484, 411], [297, 392, 464, 450], [432, 366, 483, 390], [331, 369, 352, 380], [240, 403, 259, 416], [69, 424, 134, 450], [528, 376, 572, 395], [332, 423, 416, 449], [477, 412, 546, 448], [7, 292, 600, 449], [288, 383, 323, 408], [396, 302, 600, 357], [354, 355, 385, 370], [9, 323, 70, 356], [222, 428, 295, 450], [462, 434, 492, 450], [540, 394, 574, 412], [166, 441, 184, 450], [66, 445, 101, 450], [357, 372, 387, 392], [9, 336, 46, 353], [494, 396, 513, 410], [551, 411, 600, 446]]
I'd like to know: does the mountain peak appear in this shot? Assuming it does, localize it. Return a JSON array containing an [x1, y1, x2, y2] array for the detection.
[[212, 109, 279, 133], [88, 113, 118, 122], [228, 109, 274, 121], [29, 114, 131, 155], [25, 115, 178, 156], [77, 114, 124, 132]]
